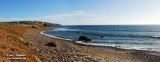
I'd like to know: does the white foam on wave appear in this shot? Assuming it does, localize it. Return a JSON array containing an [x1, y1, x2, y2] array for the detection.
[[40, 31, 73, 41], [54, 28, 69, 31], [75, 41, 116, 47], [152, 35, 160, 38], [54, 28, 79, 31], [75, 41, 160, 52]]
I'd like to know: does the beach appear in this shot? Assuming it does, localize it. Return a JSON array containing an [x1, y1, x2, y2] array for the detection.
[[23, 28, 160, 62]]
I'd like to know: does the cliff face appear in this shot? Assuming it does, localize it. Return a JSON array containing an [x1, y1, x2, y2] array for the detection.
[[0, 23, 46, 62]]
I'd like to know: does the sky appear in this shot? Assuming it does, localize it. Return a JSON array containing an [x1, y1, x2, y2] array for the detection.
[[0, 0, 160, 25]]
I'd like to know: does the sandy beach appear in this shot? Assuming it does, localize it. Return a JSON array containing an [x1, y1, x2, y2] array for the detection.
[[23, 29, 160, 62]]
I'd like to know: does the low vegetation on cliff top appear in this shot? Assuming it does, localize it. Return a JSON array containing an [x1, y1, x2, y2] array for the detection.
[[2, 21, 61, 27]]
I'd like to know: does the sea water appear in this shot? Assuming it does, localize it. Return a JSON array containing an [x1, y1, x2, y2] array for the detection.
[[43, 25, 160, 52]]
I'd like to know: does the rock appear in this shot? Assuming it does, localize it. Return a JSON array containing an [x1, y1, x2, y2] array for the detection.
[[10, 48, 16, 52], [79, 36, 92, 42], [100, 35, 105, 38], [45, 42, 56, 47]]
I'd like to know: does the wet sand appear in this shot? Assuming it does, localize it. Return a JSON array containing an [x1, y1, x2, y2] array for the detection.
[[23, 29, 160, 62]]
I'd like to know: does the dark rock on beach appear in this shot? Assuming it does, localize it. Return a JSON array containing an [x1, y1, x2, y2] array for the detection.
[[46, 42, 57, 47], [79, 36, 92, 42]]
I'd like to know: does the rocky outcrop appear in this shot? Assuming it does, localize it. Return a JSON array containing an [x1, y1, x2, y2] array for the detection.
[[79, 36, 92, 42]]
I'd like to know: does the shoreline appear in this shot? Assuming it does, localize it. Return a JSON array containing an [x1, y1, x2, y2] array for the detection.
[[41, 30, 160, 57], [24, 28, 160, 62]]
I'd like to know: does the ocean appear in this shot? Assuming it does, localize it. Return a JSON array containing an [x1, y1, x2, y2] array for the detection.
[[42, 25, 160, 52]]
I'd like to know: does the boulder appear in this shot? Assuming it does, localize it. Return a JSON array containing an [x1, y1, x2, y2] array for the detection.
[[79, 36, 92, 42], [45, 42, 56, 47], [100, 35, 105, 38]]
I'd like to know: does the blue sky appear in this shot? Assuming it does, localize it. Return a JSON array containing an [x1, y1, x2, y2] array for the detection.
[[0, 0, 160, 25]]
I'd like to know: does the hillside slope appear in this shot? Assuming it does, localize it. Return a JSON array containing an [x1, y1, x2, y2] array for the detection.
[[0, 22, 51, 62]]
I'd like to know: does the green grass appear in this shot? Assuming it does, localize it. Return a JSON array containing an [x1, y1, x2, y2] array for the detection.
[[14, 36, 32, 46]]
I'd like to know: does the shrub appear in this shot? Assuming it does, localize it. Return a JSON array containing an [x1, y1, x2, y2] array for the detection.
[[14, 36, 32, 46]]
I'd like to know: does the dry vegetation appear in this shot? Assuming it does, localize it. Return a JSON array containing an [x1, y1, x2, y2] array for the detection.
[[0, 22, 48, 62]]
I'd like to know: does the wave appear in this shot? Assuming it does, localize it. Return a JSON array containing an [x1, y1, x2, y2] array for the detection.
[[75, 41, 160, 52], [75, 31, 160, 39], [151, 36, 160, 38], [53, 27, 80, 31], [40, 31, 73, 41], [52, 27, 160, 39], [91, 41, 155, 45]]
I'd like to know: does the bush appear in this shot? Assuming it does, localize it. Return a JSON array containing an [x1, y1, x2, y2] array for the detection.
[[14, 36, 32, 46]]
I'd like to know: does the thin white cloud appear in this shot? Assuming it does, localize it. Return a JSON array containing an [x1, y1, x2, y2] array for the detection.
[[0, 10, 93, 20], [0, 10, 111, 25]]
